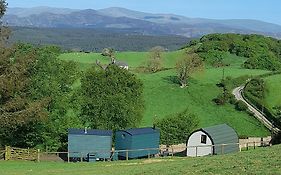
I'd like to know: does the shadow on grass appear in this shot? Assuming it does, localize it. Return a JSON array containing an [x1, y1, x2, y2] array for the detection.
[[162, 76, 179, 85]]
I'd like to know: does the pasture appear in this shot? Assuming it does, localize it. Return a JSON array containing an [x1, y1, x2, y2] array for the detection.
[[264, 74, 281, 112], [59, 52, 270, 137], [0, 145, 280, 175]]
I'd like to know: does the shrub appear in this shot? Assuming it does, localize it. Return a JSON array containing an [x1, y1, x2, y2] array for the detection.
[[235, 101, 248, 111], [154, 109, 199, 146], [271, 132, 281, 145]]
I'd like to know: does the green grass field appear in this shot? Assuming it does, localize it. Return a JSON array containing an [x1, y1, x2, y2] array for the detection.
[[264, 74, 281, 112], [1, 145, 280, 175], [59, 52, 270, 137]]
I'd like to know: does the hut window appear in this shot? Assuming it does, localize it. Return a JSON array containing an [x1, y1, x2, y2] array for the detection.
[[122, 134, 126, 139], [201, 135, 207, 144]]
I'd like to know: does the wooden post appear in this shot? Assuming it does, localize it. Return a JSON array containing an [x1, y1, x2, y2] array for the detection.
[[148, 150, 150, 159], [221, 144, 224, 155], [5, 146, 10, 161], [67, 152, 70, 163], [171, 146, 174, 157], [246, 143, 249, 151], [80, 152, 83, 162], [195, 146, 198, 157], [5, 146, 8, 161], [254, 142, 256, 149], [126, 150, 129, 161], [37, 149, 40, 162]]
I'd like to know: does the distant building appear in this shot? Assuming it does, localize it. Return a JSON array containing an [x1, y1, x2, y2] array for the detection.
[[68, 128, 112, 161], [115, 127, 160, 159], [186, 124, 239, 157], [113, 60, 129, 70]]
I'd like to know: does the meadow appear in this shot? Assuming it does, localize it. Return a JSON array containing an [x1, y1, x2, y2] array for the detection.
[[59, 52, 270, 137], [264, 74, 281, 112], [0, 145, 280, 175]]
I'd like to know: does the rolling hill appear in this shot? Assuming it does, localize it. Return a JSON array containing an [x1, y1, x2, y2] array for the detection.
[[59, 51, 270, 137], [9, 27, 191, 52], [4, 6, 281, 38]]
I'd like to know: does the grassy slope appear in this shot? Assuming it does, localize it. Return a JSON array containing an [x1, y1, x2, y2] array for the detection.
[[264, 74, 281, 111], [59, 52, 270, 136], [1, 145, 281, 175]]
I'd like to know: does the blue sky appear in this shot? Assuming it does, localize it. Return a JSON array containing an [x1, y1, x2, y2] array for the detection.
[[7, 0, 281, 25]]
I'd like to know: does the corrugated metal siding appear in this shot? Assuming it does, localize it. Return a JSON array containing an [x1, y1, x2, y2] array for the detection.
[[130, 133, 160, 158], [115, 131, 132, 157], [68, 134, 112, 159], [115, 128, 160, 159], [202, 124, 239, 155]]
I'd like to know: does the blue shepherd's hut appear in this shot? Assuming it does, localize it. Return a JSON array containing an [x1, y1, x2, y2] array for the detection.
[[115, 127, 160, 159], [68, 128, 112, 161]]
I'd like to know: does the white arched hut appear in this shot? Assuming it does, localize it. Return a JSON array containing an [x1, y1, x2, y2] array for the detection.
[[186, 124, 239, 157]]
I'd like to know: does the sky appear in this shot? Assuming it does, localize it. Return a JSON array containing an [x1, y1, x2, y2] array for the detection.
[[7, 0, 281, 25]]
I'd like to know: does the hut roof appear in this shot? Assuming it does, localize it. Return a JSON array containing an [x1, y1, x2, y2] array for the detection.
[[121, 127, 160, 136], [201, 124, 238, 145], [68, 128, 112, 136]]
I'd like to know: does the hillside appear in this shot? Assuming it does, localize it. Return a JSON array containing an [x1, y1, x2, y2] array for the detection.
[[1, 145, 280, 175], [264, 74, 281, 116], [59, 51, 270, 137], [9, 27, 190, 52], [4, 6, 281, 38]]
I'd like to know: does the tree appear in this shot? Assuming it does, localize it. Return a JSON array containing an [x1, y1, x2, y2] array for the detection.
[[0, 44, 49, 147], [154, 109, 199, 146], [146, 46, 165, 73], [176, 52, 204, 88], [28, 45, 82, 151], [101, 47, 115, 63], [0, 0, 10, 45], [81, 65, 144, 131], [0, 43, 82, 149]]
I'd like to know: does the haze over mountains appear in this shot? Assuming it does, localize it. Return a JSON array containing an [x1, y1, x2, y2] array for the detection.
[[5, 6, 281, 38]]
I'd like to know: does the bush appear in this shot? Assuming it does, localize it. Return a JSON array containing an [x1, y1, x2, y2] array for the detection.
[[154, 109, 199, 146], [271, 132, 281, 145], [235, 101, 248, 111]]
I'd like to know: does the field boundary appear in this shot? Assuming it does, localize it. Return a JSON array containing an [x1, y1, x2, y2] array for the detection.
[[10, 140, 270, 163], [4, 146, 39, 162]]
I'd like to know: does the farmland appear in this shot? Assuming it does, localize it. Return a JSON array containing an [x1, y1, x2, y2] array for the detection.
[[0, 144, 280, 175], [264, 74, 281, 112], [59, 52, 270, 137]]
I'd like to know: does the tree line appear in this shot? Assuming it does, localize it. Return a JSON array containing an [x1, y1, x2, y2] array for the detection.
[[185, 33, 281, 71]]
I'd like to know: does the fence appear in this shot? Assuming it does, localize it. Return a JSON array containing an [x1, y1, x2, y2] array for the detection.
[[3, 140, 271, 162], [4, 146, 40, 161], [0, 148, 5, 160], [35, 140, 271, 162]]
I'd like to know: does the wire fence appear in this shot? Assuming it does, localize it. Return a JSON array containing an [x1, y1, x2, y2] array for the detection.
[[34, 140, 271, 162], [1, 140, 271, 162]]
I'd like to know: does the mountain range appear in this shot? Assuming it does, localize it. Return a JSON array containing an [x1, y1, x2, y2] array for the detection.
[[4, 6, 281, 38]]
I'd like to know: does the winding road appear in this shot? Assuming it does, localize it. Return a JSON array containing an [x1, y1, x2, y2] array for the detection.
[[232, 86, 280, 133]]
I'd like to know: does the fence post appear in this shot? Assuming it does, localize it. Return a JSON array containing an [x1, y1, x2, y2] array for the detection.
[[171, 146, 174, 157], [37, 149, 40, 162], [126, 150, 129, 161], [148, 150, 150, 159], [246, 143, 249, 150], [5, 146, 10, 161], [195, 146, 198, 157], [221, 144, 224, 155], [67, 152, 70, 163], [254, 142, 256, 149], [80, 152, 83, 162]]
